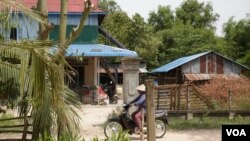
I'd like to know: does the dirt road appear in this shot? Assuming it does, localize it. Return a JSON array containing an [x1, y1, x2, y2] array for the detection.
[[0, 102, 221, 141], [79, 103, 221, 141]]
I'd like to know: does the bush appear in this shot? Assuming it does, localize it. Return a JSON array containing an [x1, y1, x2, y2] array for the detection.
[[104, 130, 131, 141], [197, 77, 250, 109], [106, 106, 123, 120]]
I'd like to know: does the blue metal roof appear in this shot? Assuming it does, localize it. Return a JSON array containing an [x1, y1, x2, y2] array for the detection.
[[152, 51, 210, 73], [65, 44, 138, 57]]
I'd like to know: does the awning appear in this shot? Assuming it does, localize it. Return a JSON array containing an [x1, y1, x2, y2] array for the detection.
[[184, 74, 210, 81], [184, 74, 240, 81], [65, 44, 138, 57]]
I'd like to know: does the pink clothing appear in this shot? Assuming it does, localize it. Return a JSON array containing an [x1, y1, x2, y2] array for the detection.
[[98, 86, 107, 98], [134, 111, 142, 130], [132, 109, 143, 131]]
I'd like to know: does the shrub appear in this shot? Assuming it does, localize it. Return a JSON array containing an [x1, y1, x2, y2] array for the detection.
[[106, 106, 123, 120], [197, 77, 250, 109], [104, 130, 131, 141]]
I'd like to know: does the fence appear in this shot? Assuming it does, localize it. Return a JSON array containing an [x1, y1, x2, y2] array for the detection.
[[0, 115, 32, 141], [154, 84, 214, 111], [150, 83, 250, 119]]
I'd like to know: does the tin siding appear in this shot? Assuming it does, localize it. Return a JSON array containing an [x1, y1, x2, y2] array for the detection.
[[178, 52, 244, 76], [200, 55, 206, 73], [48, 14, 99, 43], [18, 15, 39, 40], [207, 53, 216, 74], [182, 64, 189, 73], [191, 59, 200, 73], [49, 25, 98, 43], [1, 14, 39, 40], [0, 25, 9, 40], [182, 59, 200, 74], [14, 14, 98, 41], [216, 55, 224, 74], [224, 60, 242, 75]]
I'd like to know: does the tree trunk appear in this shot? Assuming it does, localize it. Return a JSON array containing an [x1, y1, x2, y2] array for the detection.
[[22, 112, 28, 141], [57, 0, 68, 139], [100, 58, 117, 84], [37, 0, 49, 40], [56, 0, 92, 139]]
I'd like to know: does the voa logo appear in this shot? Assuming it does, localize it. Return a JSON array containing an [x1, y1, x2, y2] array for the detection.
[[226, 129, 246, 136]]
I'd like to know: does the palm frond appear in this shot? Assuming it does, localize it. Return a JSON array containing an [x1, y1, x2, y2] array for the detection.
[[0, 60, 19, 83], [0, 40, 53, 49], [19, 50, 30, 97], [0, 0, 49, 27]]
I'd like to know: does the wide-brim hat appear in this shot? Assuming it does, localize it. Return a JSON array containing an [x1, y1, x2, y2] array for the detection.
[[136, 84, 146, 92]]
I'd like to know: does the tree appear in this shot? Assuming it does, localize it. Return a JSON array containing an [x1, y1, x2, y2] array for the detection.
[[100, 11, 132, 48], [176, 0, 219, 29], [148, 0, 221, 66], [223, 16, 250, 66], [35, 0, 93, 139], [148, 5, 174, 32], [128, 14, 159, 69], [99, 0, 121, 13], [238, 51, 250, 68], [157, 22, 219, 65], [100, 11, 160, 69]]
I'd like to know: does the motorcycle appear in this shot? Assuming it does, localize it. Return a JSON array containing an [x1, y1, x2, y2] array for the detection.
[[104, 104, 168, 138], [102, 82, 118, 104]]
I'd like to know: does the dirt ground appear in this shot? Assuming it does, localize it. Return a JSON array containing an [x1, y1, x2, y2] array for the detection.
[[78, 100, 221, 141], [0, 100, 221, 141]]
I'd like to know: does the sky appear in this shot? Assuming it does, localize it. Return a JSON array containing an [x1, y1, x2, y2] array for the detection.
[[114, 0, 250, 37]]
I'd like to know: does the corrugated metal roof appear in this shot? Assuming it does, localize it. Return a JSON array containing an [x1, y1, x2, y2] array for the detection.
[[17, 0, 103, 13], [184, 74, 211, 81], [184, 73, 240, 81], [66, 44, 138, 57], [152, 52, 210, 73]]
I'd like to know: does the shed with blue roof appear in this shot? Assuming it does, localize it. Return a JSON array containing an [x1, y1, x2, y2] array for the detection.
[[151, 51, 249, 84]]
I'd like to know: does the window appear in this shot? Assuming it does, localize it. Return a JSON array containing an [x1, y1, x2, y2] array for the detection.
[[10, 27, 17, 40], [0, 28, 3, 40]]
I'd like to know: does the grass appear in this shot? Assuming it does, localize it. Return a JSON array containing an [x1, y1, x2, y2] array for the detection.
[[168, 116, 250, 130]]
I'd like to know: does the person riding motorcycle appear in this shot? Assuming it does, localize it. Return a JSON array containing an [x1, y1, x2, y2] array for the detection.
[[128, 84, 146, 133], [104, 83, 168, 138]]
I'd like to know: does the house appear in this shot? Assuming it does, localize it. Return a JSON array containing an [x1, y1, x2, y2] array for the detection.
[[0, 0, 140, 103], [152, 51, 250, 84]]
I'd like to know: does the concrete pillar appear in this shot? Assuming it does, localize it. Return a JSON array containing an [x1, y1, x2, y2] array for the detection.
[[121, 57, 141, 103]]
